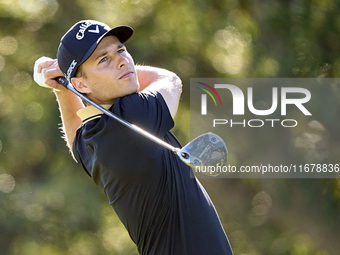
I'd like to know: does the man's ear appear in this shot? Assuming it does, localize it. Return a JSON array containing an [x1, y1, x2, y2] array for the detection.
[[71, 77, 91, 93]]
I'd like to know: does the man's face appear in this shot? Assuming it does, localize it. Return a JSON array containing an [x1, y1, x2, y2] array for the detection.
[[72, 35, 139, 104]]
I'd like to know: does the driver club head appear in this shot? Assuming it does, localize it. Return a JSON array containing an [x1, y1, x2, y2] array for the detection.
[[178, 132, 228, 176]]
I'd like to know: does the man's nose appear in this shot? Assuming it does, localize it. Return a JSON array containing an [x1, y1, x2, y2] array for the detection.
[[118, 55, 129, 69]]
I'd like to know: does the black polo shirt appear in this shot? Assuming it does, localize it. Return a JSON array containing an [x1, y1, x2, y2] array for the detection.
[[73, 91, 233, 255]]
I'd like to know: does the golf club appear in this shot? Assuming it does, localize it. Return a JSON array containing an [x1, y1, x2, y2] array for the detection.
[[34, 61, 227, 176], [56, 77, 228, 174]]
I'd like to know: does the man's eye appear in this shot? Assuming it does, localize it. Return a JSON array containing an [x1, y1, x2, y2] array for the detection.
[[99, 57, 107, 63], [118, 48, 125, 53]]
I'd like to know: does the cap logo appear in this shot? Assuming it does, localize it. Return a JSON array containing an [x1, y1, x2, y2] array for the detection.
[[88, 25, 100, 34], [67, 60, 77, 80], [76, 21, 101, 40]]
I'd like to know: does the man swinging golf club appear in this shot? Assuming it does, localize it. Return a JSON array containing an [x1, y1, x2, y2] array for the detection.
[[35, 20, 233, 255]]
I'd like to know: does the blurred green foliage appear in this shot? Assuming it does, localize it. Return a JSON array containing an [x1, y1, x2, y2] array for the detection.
[[0, 0, 339, 254]]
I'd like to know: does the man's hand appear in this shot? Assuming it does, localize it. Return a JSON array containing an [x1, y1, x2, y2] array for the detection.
[[35, 57, 68, 92]]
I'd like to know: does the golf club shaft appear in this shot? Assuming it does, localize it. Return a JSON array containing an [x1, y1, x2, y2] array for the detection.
[[56, 77, 180, 154]]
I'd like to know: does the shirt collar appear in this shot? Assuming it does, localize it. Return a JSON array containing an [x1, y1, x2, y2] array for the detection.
[[77, 104, 112, 124]]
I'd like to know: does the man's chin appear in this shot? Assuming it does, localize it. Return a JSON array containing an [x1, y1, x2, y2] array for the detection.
[[124, 86, 139, 96], [131, 82, 140, 93]]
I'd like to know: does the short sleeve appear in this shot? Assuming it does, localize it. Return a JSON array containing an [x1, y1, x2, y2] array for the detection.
[[111, 91, 174, 138]]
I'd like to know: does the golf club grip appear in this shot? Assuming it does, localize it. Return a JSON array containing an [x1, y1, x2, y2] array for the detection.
[[55, 76, 69, 88]]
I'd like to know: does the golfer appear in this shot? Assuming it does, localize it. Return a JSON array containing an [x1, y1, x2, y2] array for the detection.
[[38, 20, 233, 255]]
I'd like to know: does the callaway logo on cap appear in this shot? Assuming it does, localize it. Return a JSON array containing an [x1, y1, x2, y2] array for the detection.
[[57, 20, 133, 81]]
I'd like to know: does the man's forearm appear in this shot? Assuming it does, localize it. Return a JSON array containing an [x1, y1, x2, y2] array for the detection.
[[35, 58, 84, 156], [54, 89, 84, 154], [136, 65, 179, 91], [135, 65, 182, 118]]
